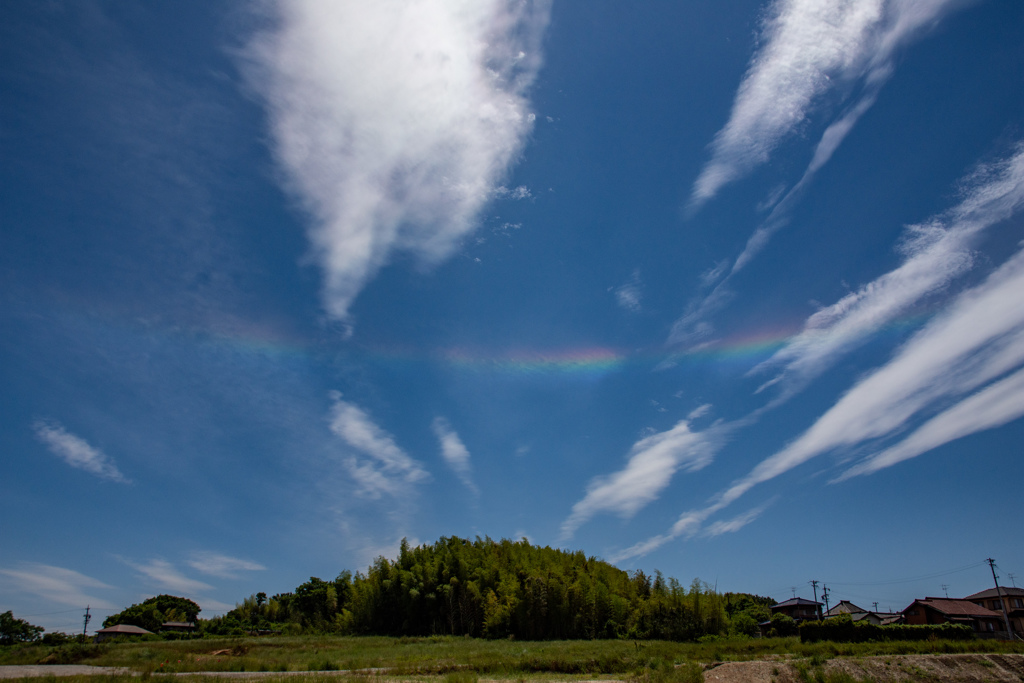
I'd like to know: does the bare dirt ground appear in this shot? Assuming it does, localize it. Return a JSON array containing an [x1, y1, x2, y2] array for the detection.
[[704, 653, 1024, 683], [0, 665, 133, 678]]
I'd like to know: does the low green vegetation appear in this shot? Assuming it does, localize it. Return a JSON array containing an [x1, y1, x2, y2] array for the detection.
[[799, 614, 973, 643], [2, 634, 1022, 674]]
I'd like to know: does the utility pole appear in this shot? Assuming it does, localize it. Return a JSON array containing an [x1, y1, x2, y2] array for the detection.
[[82, 606, 91, 638], [822, 585, 831, 616], [987, 558, 1012, 637], [1009, 574, 1018, 588], [810, 580, 820, 620], [873, 602, 879, 613], [942, 584, 949, 598]]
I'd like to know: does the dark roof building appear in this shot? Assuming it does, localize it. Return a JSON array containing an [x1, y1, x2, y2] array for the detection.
[[902, 597, 1006, 637], [93, 624, 153, 642], [964, 587, 1024, 637], [160, 621, 197, 632], [772, 597, 823, 622], [825, 600, 866, 616], [823, 600, 902, 625]]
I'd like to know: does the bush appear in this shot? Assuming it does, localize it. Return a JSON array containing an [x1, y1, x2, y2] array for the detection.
[[769, 613, 798, 638], [40, 632, 83, 646], [799, 615, 974, 643]]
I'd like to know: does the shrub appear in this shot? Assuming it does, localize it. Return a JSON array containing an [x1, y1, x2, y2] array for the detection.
[[769, 613, 798, 638], [799, 616, 973, 643]]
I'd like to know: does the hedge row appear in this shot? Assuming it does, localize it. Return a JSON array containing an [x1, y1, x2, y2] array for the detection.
[[799, 616, 974, 643]]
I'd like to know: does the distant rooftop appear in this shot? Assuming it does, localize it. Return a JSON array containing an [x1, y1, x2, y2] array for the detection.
[[95, 624, 153, 635], [774, 597, 822, 608], [964, 587, 1024, 600], [825, 600, 866, 615], [908, 598, 1001, 618]]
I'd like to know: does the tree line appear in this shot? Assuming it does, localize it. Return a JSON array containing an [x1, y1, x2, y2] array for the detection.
[[3, 537, 774, 644], [205, 536, 773, 640]]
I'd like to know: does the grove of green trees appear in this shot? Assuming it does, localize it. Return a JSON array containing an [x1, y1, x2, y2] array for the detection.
[[0, 611, 43, 645], [103, 595, 202, 632], [206, 536, 773, 640], [1, 537, 774, 645]]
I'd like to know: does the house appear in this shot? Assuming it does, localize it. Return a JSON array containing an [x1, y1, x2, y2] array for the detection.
[[825, 600, 866, 617], [964, 587, 1024, 637], [902, 597, 1005, 637], [93, 624, 153, 642], [771, 597, 823, 622], [160, 621, 197, 633], [824, 600, 902, 625]]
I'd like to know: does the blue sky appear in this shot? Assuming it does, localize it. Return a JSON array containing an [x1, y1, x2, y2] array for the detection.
[[2, 0, 1023, 634]]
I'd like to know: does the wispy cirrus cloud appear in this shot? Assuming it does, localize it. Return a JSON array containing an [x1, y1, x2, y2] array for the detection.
[[124, 558, 214, 594], [687, 404, 713, 420], [838, 363, 1024, 480], [329, 395, 429, 499], [703, 499, 776, 537], [613, 271, 643, 313], [673, 0, 972, 347], [186, 552, 266, 579], [246, 0, 550, 319], [623, 240, 1024, 561], [752, 143, 1024, 398], [726, 243, 1024, 502], [0, 564, 116, 609], [33, 420, 129, 483], [560, 419, 727, 540], [432, 417, 479, 497], [625, 143, 1024, 560], [690, 0, 966, 209]]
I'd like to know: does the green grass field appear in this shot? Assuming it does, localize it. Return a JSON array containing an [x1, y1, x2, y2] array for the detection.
[[2, 635, 1022, 680]]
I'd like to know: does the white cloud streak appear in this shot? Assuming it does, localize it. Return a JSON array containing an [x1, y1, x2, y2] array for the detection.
[[672, 0, 971, 346], [329, 397, 429, 499], [186, 552, 266, 579], [0, 564, 116, 609], [627, 145, 1024, 561], [691, 0, 966, 208], [432, 417, 479, 496], [247, 0, 550, 319], [687, 404, 712, 420], [560, 420, 726, 540], [33, 420, 129, 483], [730, 244, 1024, 498], [702, 500, 775, 537], [125, 558, 214, 594], [614, 271, 643, 312], [626, 241, 1024, 561], [839, 364, 1024, 480], [753, 143, 1024, 397]]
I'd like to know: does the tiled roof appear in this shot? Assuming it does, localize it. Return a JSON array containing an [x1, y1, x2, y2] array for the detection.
[[96, 624, 153, 635], [910, 598, 1002, 618], [826, 600, 866, 615], [964, 587, 1024, 600], [774, 597, 822, 608]]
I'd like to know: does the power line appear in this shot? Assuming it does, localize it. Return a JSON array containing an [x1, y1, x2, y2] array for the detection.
[[826, 560, 987, 587], [16, 608, 85, 618]]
